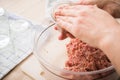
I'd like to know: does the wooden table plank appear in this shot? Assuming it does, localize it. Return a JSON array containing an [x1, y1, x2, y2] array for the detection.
[[3, 55, 33, 80], [0, 0, 46, 23]]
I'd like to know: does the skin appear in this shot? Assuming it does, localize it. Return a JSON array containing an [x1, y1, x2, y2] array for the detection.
[[54, 0, 120, 40], [76, 0, 120, 18], [54, 5, 120, 75]]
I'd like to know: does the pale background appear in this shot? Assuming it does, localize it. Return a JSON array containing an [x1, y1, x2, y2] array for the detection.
[[0, 0, 46, 23], [0, 0, 46, 80]]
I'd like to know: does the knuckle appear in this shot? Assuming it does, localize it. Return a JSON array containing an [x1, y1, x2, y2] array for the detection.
[[80, 10, 86, 15], [79, 9, 89, 17], [76, 17, 84, 24]]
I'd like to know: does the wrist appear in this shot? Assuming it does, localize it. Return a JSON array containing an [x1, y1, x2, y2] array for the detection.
[[98, 24, 120, 56], [98, 24, 120, 74]]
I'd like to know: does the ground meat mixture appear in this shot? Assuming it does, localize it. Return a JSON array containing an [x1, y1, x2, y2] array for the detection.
[[65, 38, 112, 72]]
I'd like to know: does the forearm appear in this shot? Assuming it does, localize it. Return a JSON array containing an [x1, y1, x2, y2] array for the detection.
[[99, 25, 120, 75]]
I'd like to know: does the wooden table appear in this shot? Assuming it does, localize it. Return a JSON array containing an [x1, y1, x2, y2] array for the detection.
[[0, 0, 46, 80], [1, 1, 120, 80]]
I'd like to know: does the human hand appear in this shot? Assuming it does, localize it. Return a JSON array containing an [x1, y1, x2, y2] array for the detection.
[[76, 0, 120, 18], [54, 0, 120, 40], [55, 5, 120, 47]]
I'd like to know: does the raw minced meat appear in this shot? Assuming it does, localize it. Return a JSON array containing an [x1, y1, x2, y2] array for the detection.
[[65, 38, 111, 72]]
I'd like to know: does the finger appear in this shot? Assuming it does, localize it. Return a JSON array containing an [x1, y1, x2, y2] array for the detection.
[[73, 0, 84, 5], [59, 32, 75, 40], [55, 8, 78, 17], [54, 25, 64, 33], [55, 5, 95, 17], [54, 4, 69, 16], [56, 16, 75, 24], [57, 4, 70, 9], [58, 4, 82, 10], [58, 32, 68, 40], [56, 18, 73, 33], [54, 26, 69, 40], [75, 0, 96, 5], [66, 32, 75, 38]]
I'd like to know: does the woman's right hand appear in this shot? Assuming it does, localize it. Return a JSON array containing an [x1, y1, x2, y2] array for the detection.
[[54, 0, 120, 40], [54, 5, 120, 47], [54, 5, 120, 75]]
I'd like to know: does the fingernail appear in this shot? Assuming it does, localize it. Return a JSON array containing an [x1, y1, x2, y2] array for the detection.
[[55, 12, 60, 15]]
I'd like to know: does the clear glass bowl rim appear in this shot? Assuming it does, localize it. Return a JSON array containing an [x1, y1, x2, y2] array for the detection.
[[33, 25, 115, 76]]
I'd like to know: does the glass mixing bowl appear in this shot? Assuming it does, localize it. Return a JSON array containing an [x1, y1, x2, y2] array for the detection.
[[33, 24, 119, 80]]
